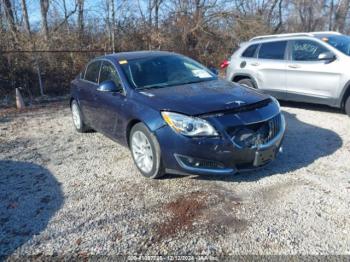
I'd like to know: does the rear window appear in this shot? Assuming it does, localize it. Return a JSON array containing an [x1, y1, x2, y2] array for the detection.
[[242, 44, 259, 58], [84, 61, 101, 83], [258, 41, 287, 60]]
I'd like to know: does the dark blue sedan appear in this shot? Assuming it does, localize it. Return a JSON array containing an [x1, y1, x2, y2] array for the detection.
[[70, 51, 285, 178]]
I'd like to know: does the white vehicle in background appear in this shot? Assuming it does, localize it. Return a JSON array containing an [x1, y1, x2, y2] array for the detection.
[[223, 31, 350, 116]]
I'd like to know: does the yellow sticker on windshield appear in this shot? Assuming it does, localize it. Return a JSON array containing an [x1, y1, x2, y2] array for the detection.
[[119, 60, 128, 64], [322, 37, 329, 42]]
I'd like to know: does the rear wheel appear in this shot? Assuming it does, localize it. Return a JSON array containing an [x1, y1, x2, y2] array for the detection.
[[237, 78, 255, 88], [345, 95, 350, 117], [71, 100, 89, 133], [130, 123, 165, 179]]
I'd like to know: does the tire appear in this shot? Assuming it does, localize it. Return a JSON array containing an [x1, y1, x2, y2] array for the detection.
[[130, 123, 165, 179], [345, 95, 350, 117], [71, 100, 89, 133], [237, 78, 255, 89]]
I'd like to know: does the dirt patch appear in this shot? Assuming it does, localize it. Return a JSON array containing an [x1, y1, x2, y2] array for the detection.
[[155, 191, 208, 239], [154, 187, 247, 240]]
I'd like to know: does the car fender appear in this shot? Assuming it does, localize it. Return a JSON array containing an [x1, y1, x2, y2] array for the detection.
[[122, 99, 166, 147]]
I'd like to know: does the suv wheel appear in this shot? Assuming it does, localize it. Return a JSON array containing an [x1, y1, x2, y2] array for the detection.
[[237, 78, 255, 88], [130, 123, 165, 179], [345, 95, 350, 117]]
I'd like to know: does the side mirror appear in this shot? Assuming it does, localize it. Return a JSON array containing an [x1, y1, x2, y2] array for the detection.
[[97, 80, 123, 93], [318, 52, 336, 62]]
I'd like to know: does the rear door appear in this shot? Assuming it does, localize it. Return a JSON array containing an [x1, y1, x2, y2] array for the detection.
[[254, 40, 287, 97], [79, 60, 102, 127], [285, 39, 341, 100]]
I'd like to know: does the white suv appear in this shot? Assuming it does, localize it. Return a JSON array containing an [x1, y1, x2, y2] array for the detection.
[[224, 31, 350, 116]]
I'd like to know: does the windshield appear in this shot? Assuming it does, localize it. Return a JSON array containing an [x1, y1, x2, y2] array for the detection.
[[320, 35, 350, 56], [119, 55, 217, 90]]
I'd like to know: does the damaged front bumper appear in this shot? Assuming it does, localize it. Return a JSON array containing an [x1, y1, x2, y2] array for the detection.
[[155, 111, 286, 176]]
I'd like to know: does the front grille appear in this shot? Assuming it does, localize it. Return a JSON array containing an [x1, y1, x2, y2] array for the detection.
[[229, 114, 282, 148], [268, 113, 281, 142]]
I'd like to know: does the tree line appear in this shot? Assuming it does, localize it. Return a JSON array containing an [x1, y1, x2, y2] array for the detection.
[[0, 0, 350, 104]]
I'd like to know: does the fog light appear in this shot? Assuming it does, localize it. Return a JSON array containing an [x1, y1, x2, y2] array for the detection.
[[175, 154, 225, 169]]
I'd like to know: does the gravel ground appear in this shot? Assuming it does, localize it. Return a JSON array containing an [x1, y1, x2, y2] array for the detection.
[[0, 101, 350, 258]]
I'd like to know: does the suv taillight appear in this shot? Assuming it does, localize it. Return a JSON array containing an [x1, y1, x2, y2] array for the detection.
[[220, 59, 230, 69]]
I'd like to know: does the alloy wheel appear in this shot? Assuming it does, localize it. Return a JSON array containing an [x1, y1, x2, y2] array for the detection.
[[131, 131, 154, 173], [71, 102, 81, 130]]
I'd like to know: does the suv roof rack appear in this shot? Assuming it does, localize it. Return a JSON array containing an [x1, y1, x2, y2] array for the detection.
[[309, 31, 341, 35], [249, 31, 341, 42]]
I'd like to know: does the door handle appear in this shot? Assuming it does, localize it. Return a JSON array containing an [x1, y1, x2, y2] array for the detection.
[[251, 62, 260, 66], [288, 64, 301, 69]]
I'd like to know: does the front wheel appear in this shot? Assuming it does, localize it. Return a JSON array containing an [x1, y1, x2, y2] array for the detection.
[[130, 123, 165, 179], [345, 95, 350, 117]]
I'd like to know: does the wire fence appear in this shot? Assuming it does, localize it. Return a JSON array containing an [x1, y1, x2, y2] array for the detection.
[[0, 48, 226, 107], [0, 50, 108, 106]]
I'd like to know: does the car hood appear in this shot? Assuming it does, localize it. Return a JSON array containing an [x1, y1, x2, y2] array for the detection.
[[134, 79, 271, 116]]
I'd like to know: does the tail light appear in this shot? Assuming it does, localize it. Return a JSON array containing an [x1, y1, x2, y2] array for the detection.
[[220, 59, 230, 69]]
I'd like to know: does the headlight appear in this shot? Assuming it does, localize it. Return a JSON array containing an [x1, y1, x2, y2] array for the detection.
[[270, 96, 280, 111], [161, 111, 218, 137]]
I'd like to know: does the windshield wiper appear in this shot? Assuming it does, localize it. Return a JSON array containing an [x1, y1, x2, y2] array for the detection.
[[137, 84, 170, 90], [180, 77, 217, 85], [137, 77, 217, 90]]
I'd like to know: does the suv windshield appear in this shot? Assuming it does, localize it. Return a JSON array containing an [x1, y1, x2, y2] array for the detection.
[[119, 55, 217, 90], [319, 35, 350, 56]]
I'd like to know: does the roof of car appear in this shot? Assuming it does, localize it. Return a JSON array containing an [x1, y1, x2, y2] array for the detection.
[[99, 51, 176, 61], [249, 31, 341, 42]]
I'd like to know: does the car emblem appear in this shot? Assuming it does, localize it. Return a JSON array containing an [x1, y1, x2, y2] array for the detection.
[[226, 100, 246, 106], [234, 100, 246, 106]]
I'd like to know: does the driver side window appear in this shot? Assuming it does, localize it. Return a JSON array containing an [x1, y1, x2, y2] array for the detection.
[[292, 40, 330, 61], [99, 61, 122, 88]]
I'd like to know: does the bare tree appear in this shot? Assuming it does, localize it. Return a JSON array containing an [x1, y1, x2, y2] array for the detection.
[[20, 0, 31, 36], [333, 0, 350, 32], [40, 0, 50, 42], [153, 0, 161, 30], [0, 0, 4, 33], [111, 0, 116, 52], [2, 0, 18, 43], [62, 0, 70, 32], [293, 0, 325, 32], [21, 0, 44, 96], [148, 0, 152, 26], [77, 0, 84, 41], [106, 0, 112, 49], [52, 2, 78, 33]]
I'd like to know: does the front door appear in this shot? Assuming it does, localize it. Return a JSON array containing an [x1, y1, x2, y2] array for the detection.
[[285, 39, 341, 100], [94, 60, 126, 140]]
